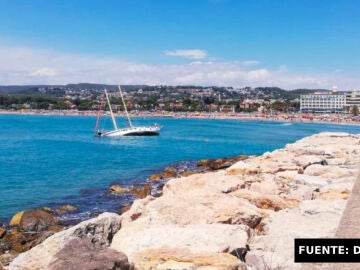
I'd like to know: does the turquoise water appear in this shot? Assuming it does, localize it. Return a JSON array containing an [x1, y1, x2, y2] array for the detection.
[[1, 114, 359, 222]]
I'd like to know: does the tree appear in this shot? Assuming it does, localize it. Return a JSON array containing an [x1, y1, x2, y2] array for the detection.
[[351, 105, 359, 116]]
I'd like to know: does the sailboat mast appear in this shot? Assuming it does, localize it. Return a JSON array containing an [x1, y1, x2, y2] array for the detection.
[[94, 93, 105, 132], [104, 89, 118, 130], [118, 85, 133, 127]]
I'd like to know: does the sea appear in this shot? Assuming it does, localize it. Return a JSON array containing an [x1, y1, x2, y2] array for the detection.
[[1, 114, 360, 223]]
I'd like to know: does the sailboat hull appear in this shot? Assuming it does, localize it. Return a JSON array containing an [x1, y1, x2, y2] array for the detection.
[[98, 126, 161, 137]]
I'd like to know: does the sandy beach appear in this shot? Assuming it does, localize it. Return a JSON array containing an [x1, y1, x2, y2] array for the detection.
[[1, 109, 359, 126]]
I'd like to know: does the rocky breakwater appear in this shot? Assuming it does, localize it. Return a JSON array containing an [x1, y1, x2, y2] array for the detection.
[[7, 132, 360, 270]]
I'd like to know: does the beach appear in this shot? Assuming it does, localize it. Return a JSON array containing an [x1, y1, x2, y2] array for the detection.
[[3, 132, 360, 269], [1, 109, 359, 126]]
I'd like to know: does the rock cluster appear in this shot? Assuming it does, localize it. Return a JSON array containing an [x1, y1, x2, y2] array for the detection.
[[6, 132, 360, 270], [8, 213, 125, 270]]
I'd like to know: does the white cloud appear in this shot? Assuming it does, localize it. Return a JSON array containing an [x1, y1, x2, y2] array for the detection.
[[30, 67, 56, 77], [241, 60, 260, 67], [165, 49, 207, 59], [0, 45, 358, 90]]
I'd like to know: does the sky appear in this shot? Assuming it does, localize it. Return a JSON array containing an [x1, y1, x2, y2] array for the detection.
[[0, 0, 359, 89]]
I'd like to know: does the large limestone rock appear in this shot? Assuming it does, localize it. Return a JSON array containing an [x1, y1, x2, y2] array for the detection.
[[132, 248, 245, 270], [247, 199, 347, 269], [230, 189, 299, 211], [111, 222, 250, 262], [9, 213, 122, 270], [121, 172, 266, 228], [48, 238, 131, 270]]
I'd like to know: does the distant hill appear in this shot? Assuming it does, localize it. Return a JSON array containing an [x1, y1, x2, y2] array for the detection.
[[0, 85, 57, 93], [0, 84, 150, 93], [252, 87, 330, 100], [0, 83, 332, 103]]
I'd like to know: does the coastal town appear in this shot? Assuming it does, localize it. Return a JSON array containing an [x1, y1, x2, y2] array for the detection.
[[1, 84, 359, 124]]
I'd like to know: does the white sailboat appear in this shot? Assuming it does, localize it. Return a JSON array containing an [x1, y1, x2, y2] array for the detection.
[[95, 86, 162, 137]]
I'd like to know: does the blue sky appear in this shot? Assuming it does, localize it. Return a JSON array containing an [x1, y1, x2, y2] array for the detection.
[[0, 0, 359, 89]]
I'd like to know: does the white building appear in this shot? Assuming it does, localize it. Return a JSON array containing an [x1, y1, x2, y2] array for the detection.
[[300, 93, 346, 113], [345, 91, 360, 110]]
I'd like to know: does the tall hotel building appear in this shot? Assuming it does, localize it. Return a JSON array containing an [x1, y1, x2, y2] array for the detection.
[[300, 93, 347, 113], [345, 91, 360, 109]]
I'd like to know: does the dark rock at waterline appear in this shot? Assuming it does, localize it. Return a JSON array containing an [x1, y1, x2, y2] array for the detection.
[[1, 230, 32, 253], [148, 166, 177, 182], [162, 167, 177, 178], [0, 228, 6, 239], [55, 204, 78, 215], [148, 173, 163, 181], [129, 184, 152, 199], [0, 221, 64, 264], [179, 170, 198, 177], [197, 155, 248, 171], [109, 185, 128, 194], [18, 210, 58, 232], [48, 238, 132, 270]]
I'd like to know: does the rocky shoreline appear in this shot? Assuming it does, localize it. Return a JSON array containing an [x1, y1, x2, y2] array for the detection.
[[2, 132, 360, 269], [0, 154, 246, 267]]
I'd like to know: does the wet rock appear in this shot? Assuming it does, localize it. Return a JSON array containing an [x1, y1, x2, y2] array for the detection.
[[1, 230, 29, 253], [55, 205, 77, 215], [197, 159, 209, 167], [48, 238, 132, 270], [198, 155, 248, 171], [0, 228, 6, 239], [109, 185, 128, 194], [148, 173, 163, 182], [132, 248, 245, 270], [162, 166, 177, 178], [148, 168, 177, 182], [179, 170, 197, 177], [19, 210, 58, 232], [129, 184, 151, 199], [9, 213, 122, 270], [42, 207, 52, 213], [9, 209, 58, 233], [9, 212, 24, 227]]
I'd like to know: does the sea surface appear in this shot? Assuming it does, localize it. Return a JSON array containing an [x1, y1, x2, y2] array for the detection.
[[1, 114, 360, 222]]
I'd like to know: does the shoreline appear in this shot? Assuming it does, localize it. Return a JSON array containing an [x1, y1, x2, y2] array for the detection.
[[1, 109, 360, 127], [0, 155, 245, 224], [3, 132, 360, 269]]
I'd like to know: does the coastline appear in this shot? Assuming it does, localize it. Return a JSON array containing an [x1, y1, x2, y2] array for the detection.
[[3, 132, 360, 269], [1, 109, 360, 127]]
